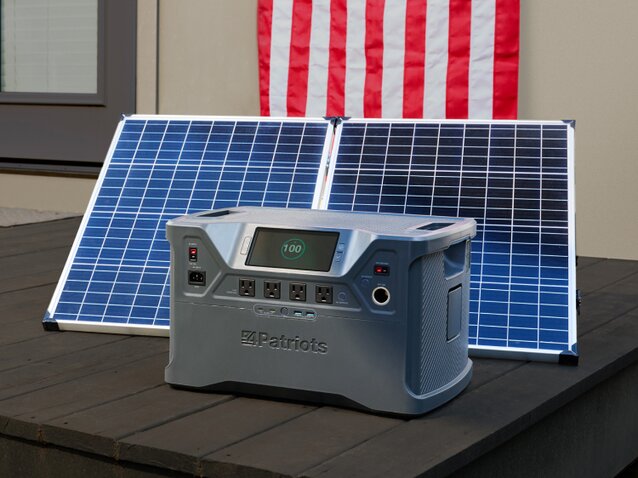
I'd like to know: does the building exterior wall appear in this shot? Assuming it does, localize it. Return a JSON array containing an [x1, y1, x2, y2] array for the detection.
[[0, 173, 95, 213], [137, 0, 159, 115], [156, 0, 260, 115], [518, 0, 638, 260], [1, 0, 636, 260]]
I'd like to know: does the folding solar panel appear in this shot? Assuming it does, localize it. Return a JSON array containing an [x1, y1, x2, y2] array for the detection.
[[45, 114, 576, 362], [322, 119, 576, 362], [44, 115, 332, 334]]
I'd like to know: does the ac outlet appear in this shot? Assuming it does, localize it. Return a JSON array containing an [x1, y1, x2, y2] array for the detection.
[[188, 271, 206, 286], [239, 278, 255, 297], [315, 285, 333, 304], [289, 282, 306, 301], [264, 281, 281, 299]]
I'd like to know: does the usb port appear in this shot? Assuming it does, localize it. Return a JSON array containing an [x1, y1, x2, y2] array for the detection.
[[293, 310, 303, 317]]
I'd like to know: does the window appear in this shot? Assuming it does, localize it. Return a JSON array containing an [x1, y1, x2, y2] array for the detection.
[[0, 0, 136, 174], [1, 0, 98, 95]]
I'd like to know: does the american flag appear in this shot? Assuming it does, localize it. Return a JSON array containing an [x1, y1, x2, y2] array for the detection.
[[258, 0, 519, 119]]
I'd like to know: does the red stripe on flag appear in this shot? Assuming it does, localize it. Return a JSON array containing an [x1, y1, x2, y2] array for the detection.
[[286, 0, 313, 116], [446, 0, 472, 119], [257, 0, 273, 116], [364, 0, 385, 118], [402, 0, 427, 118], [327, 0, 347, 116], [493, 0, 519, 119]]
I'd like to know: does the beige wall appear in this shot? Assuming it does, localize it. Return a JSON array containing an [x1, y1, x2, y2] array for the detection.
[[519, 0, 638, 260], [156, 0, 260, 115], [0, 173, 94, 214], [2, 0, 636, 260], [136, 0, 159, 114]]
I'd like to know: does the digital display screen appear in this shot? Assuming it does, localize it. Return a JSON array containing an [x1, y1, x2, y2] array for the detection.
[[246, 228, 339, 272]]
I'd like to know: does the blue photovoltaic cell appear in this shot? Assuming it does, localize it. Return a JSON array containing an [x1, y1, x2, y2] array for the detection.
[[46, 117, 329, 330], [327, 120, 575, 357]]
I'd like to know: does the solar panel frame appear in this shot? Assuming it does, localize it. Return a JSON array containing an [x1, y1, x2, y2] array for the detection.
[[44, 115, 334, 336], [322, 118, 576, 362]]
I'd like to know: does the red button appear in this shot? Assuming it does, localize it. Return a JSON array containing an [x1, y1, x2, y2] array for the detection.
[[189, 247, 198, 261]]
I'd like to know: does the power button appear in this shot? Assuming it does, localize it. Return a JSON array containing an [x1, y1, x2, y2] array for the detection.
[[188, 247, 198, 262]]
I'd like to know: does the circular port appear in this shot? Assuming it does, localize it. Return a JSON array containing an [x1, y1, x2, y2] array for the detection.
[[372, 286, 391, 306]]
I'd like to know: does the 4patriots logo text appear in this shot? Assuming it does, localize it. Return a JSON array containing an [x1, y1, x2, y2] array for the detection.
[[241, 330, 328, 354]]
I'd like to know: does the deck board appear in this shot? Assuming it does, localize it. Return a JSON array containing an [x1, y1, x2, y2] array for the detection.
[[301, 311, 638, 478], [0, 246, 71, 294], [0, 337, 161, 402], [0, 352, 167, 427], [576, 258, 638, 296], [0, 217, 81, 258], [1, 218, 637, 478], [119, 398, 315, 475], [203, 406, 401, 477], [42, 386, 231, 459], [575, 256, 604, 269], [577, 268, 638, 335], [1, 285, 59, 328]]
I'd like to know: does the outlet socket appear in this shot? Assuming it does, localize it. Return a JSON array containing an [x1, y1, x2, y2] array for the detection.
[[264, 281, 281, 299], [239, 278, 255, 297], [289, 282, 306, 301], [315, 285, 333, 304]]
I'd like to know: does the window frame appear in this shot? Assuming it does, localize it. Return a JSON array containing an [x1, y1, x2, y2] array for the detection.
[[0, 0, 136, 175], [0, 0, 106, 105]]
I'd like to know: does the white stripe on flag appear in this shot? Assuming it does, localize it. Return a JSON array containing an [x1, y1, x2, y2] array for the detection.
[[423, 0, 450, 119], [269, 0, 294, 116], [381, 0, 407, 118], [344, 0, 366, 118], [468, 0, 496, 119], [305, 1, 331, 117]]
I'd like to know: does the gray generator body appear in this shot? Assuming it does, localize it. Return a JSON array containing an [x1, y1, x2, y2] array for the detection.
[[165, 207, 476, 416]]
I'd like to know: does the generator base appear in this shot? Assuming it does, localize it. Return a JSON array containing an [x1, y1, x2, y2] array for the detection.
[[167, 360, 472, 417]]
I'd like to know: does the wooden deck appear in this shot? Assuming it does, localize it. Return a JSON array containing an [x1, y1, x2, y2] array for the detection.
[[1, 217, 638, 477]]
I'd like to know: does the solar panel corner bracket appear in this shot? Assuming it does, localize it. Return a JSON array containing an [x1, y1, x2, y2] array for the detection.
[[558, 348, 579, 366], [42, 320, 61, 332]]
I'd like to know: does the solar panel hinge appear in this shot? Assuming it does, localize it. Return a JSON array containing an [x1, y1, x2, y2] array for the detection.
[[323, 116, 349, 125], [576, 289, 582, 315]]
